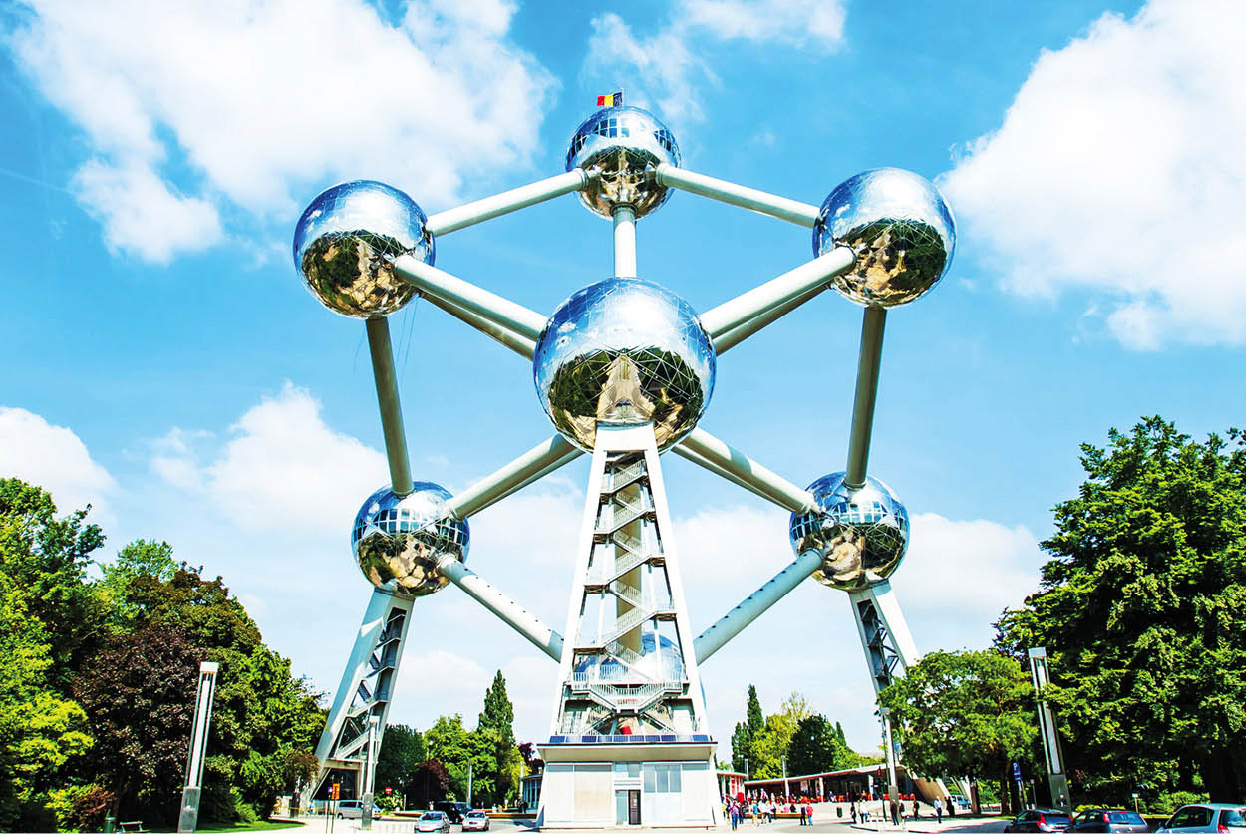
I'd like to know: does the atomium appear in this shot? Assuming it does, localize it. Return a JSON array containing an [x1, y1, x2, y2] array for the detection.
[[533, 277, 715, 451], [788, 472, 910, 591], [293, 180, 434, 317], [566, 106, 681, 220], [813, 168, 955, 308], [351, 482, 468, 596]]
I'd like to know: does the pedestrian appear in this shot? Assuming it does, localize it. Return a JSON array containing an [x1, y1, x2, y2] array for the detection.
[[912, 799, 919, 819], [934, 797, 944, 825], [891, 797, 901, 826], [800, 803, 808, 826], [731, 799, 740, 830], [806, 801, 814, 826]]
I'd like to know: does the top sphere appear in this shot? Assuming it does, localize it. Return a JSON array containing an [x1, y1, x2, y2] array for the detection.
[[293, 180, 434, 317], [565, 106, 681, 220], [351, 481, 468, 596], [533, 277, 715, 451], [812, 168, 955, 308], [788, 472, 910, 591]]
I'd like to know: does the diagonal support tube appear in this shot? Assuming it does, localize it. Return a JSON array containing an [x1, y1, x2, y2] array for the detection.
[[714, 280, 826, 355], [845, 306, 886, 488], [393, 256, 547, 342], [425, 169, 590, 237], [694, 550, 823, 663], [420, 293, 536, 359], [445, 435, 582, 519], [437, 558, 564, 660], [675, 428, 815, 514], [365, 316, 414, 496], [655, 163, 821, 227], [670, 443, 796, 511], [699, 247, 855, 341]]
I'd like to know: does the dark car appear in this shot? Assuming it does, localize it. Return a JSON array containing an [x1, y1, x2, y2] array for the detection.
[[1071, 807, 1146, 832], [1071, 809, 1149, 834], [1005, 809, 1074, 833], [433, 801, 473, 823]]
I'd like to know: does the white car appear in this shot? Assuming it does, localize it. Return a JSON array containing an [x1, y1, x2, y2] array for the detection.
[[335, 799, 383, 820], [463, 810, 490, 831], [1158, 804, 1246, 834], [416, 811, 452, 833]]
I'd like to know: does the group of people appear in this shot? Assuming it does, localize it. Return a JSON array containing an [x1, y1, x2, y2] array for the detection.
[[725, 796, 815, 829]]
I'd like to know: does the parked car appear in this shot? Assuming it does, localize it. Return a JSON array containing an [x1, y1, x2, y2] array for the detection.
[[1158, 804, 1246, 833], [335, 799, 383, 820], [1005, 809, 1074, 833], [463, 810, 490, 831], [433, 800, 473, 823], [1071, 808, 1149, 834], [416, 811, 451, 833]]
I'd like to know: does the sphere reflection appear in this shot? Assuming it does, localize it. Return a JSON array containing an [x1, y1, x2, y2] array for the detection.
[[351, 482, 468, 596], [533, 278, 715, 451], [294, 180, 434, 317], [788, 472, 909, 591], [566, 106, 681, 219], [812, 168, 955, 308]]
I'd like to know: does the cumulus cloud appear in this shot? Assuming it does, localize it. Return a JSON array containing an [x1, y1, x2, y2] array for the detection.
[[584, 0, 846, 125], [10, 0, 555, 261], [940, 0, 1246, 348], [0, 406, 117, 521], [151, 382, 387, 535]]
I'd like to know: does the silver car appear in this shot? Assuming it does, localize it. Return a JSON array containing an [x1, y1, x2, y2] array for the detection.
[[416, 811, 451, 833], [1158, 804, 1246, 834], [335, 799, 383, 820], [462, 810, 490, 831]]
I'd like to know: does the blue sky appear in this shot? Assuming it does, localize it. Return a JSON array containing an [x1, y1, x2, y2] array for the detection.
[[3, 0, 1243, 756]]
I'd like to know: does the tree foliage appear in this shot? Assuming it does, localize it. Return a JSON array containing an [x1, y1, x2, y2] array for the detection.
[[878, 649, 1038, 812], [995, 418, 1246, 802], [730, 686, 858, 784]]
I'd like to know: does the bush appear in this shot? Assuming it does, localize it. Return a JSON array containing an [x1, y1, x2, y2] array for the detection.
[[50, 784, 115, 832], [1152, 792, 1208, 815]]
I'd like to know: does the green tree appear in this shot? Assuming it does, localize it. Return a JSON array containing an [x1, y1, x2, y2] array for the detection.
[[878, 649, 1038, 813], [476, 672, 520, 805], [426, 715, 471, 800], [377, 724, 426, 808], [731, 684, 766, 774], [995, 418, 1246, 802], [787, 714, 857, 776]]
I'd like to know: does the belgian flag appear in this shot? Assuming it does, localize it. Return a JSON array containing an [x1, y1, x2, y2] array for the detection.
[[597, 91, 623, 107]]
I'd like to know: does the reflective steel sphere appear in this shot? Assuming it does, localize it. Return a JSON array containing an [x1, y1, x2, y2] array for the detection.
[[565, 106, 681, 219], [293, 180, 434, 317], [789, 472, 910, 591], [813, 168, 955, 308], [533, 278, 715, 451], [351, 482, 468, 596]]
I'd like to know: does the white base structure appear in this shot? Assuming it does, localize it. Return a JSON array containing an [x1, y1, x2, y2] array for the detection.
[[537, 424, 719, 829]]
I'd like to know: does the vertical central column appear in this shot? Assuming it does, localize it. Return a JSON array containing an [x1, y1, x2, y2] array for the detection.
[[538, 422, 719, 829], [614, 207, 637, 278]]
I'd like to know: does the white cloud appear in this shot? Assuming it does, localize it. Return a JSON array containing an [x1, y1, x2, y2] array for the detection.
[[73, 158, 222, 262], [11, 0, 555, 262], [0, 406, 117, 521], [583, 0, 846, 126], [152, 382, 387, 534], [940, 0, 1246, 348]]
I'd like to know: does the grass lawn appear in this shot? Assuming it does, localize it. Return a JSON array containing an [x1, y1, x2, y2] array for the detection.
[[148, 822, 303, 833]]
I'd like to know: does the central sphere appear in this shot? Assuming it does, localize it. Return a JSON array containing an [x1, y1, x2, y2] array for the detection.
[[533, 278, 715, 451], [565, 106, 681, 220], [788, 472, 910, 591], [351, 482, 468, 597]]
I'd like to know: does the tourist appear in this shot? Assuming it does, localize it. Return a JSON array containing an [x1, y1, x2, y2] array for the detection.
[[934, 797, 944, 824]]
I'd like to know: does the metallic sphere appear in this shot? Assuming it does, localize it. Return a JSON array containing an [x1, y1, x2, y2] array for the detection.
[[293, 180, 434, 317], [351, 482, 468, 596], [533, 277, 715, 451], [812, 168, 955, 308], [789, 472, 910, 591], [565, 106, 681, 220]]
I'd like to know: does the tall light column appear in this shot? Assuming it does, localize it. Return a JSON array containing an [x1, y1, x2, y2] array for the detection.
[[1028, 648, 1070, 809], [879, 707, 900, 820], [177, 661, 219, 834], [362, 715, 380, 830]]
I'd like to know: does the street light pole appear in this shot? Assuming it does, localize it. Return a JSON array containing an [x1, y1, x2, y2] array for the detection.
[[782, 755, 789, 799], [177, 661, 219, 834], [1028, 648, 1070, 810], [879, 708, 901, 823], [362, 715, 380, 831]]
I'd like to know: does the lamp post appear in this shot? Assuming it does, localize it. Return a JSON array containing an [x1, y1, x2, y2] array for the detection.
[[177, 661, 219, 834], [878, 707, 901, 825], [1028, 648, 1070, 810], [781, 755, 789, 799], [362, 715, 380, 831]]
